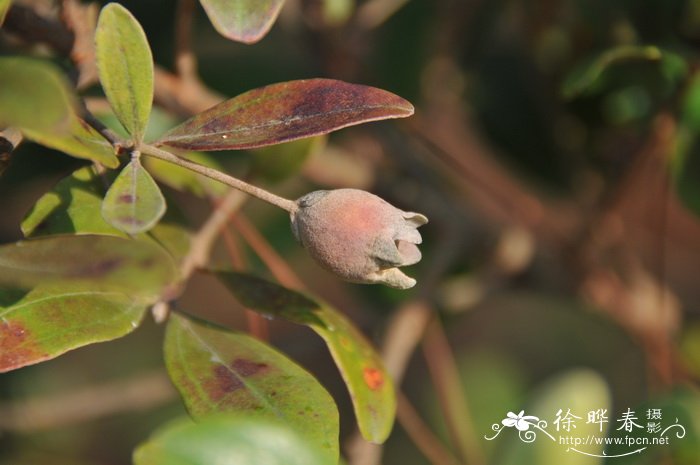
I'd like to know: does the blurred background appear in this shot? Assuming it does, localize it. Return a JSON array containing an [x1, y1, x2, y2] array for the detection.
[[2, 0, 700, 464]]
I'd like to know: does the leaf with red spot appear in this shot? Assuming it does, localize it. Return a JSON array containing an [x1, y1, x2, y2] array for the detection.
[[0, 234, 177, 302], [0, 283, 146, 372], [163, 313, 339, 462], [155, 79, 414, 151], [215, 271, 396, 443], [199, 0, 285, 44]]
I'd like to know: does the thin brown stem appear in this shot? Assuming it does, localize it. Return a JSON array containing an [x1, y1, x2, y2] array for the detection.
[[175, 0, 197, 81], [141, 144, 298, 213], [220, 219, 270, 341], [397, 391, 464, 465], [180, 189, 247, 280], [422, 317, 484, 465], [231, 214, 305, 290]]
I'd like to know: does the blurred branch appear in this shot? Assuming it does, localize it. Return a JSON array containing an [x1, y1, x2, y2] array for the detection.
[[175, 0, 198, 82], [230, 214, 306, 290], [220, 217, 270, 341], [3, 3, 73, 56], [422, 317, 484, 465], [180, 189, 248, 281], [396, 390, 463, 465], [0, 370, 176, 432]]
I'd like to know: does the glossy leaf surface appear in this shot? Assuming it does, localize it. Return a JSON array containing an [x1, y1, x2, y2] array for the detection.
[[164, 313, 339, 462], [216, 271, 395, 443], [157, 79, 413, 151], [0, 235, 176, 301], [102, 159, 166, 234], [96, 3, 154, 141], [0, 283, 146, 372], [134, 415, 333, 465], [199, 0, 285, 44]]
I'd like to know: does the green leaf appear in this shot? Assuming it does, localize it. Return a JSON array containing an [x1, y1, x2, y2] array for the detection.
[[0, 57, 75, 134], [22, 117, 120, 169], [156, 79, 414, 151], [215, 271, 395, 443], [199, 0, 285, 44], [102, 159, 166, 234], [143, 151, 227, 197], [0, 0, 11, 26], [95, 3, 154, 142], [21, 166, 191, 263], [0, 234, 176, 301], [134, 415, 333, 465], [164, 313, 339, 462], [0, 58, 118, 168], [251, 136, 325, 183], [562, 45, 664, 99], [0, 283, 146, 373], [22, 166, 125, 237]]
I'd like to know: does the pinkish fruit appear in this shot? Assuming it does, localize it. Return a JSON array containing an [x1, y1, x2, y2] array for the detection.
[[290, 189, 427, 289]]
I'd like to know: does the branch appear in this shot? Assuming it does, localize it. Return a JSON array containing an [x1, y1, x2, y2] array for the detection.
[[0, 370, 176, 432]]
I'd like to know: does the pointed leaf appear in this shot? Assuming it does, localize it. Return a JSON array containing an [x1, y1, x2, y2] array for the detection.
[[0, 235, 176, 301], [156, 79, 414, 151], [96, 3, 154, 141], [199, 0, 285, 44], [134, 415, 332, 465], [0, 283, 146, 372], [102, 159, 166, 234], [216, 271, 396, 443], [164, 313, 339, 462]]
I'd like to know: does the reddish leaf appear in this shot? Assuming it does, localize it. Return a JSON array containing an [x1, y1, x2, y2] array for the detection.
[[156, 79, 414, 151]]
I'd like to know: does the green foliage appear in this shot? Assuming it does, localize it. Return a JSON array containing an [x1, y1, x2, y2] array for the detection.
[[95, 3, 154, 143], [0, 283, 146, 372], [0, 235, 177, 302], [199, 0, 286, 44], [251, 136, 325, 183], [133, 415, 333, 465], [562, 45, 665, 99], [21, 166, 191, 263], [0, 0, 11, 26], [143, 150, 228, 197], [163, 313, 339, 462], [156, 79, 414, 151], [216, 271, 396, 443], [0, 57, 75, 133], [102, 159, 166, 234]]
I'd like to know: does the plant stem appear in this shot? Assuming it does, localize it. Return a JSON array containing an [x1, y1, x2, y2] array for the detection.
[[140, 144, 298, 213]]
